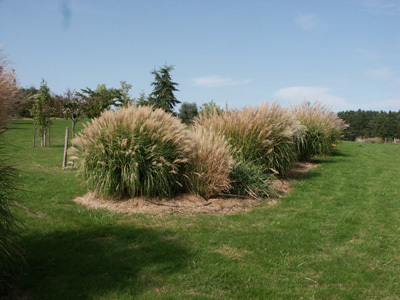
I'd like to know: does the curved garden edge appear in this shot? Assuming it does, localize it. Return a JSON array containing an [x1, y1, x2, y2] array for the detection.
[[73, 162, 318, 215]]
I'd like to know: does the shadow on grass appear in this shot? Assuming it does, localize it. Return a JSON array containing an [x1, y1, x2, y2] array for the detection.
[[311, 149, 350, 165], [20, 225, 191, 299], [330, 148, 351, 157]]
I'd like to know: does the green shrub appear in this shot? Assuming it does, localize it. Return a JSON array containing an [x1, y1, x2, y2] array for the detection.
[[185, 127, 233, 199], [195, 102, 301, 174], [179, 102, 198, 125], [292, 101, 347, 161], [71, 105, 193, 198], [229, 159, 275, 200]]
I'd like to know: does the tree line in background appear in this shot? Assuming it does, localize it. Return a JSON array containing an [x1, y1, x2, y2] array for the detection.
[[11, 64, 222, 136], [11, 62, 400, 142], [338, 110, 400, 141]]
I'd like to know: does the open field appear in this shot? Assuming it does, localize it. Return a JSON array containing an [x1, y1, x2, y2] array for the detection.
[[2, 119, 400, 299]]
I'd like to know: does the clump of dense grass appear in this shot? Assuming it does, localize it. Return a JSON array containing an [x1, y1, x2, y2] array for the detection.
[[71, 105, 193, 198], [229, 159, 275, 199], [185, 127, 233, 199], [195, 102, 302, 174], [0, 49, 22, 298], [292, 101, 347, 161], [0, 137, 22, 297]]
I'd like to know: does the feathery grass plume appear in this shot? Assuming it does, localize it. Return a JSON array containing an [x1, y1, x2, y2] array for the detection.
[[185, 126, 233, 199], [229, 159, 276, 200], [292, 100, 348, 161], [0, 49, 23, 297], [195, 102, 302, 174], [0, 50, 19, 128], [0, 139, 23, 297], [70, 105, 193, 198]]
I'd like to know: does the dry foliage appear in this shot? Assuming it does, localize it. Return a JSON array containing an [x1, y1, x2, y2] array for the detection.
[[0, 50, 19, 128], [292, 100, 347, 134], [291, 100, 348, 160], [186, 126, 233, 199], [195, 102, 302, 174]]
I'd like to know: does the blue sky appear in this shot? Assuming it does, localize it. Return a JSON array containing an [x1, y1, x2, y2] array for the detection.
[[1, 0, 399, 112]]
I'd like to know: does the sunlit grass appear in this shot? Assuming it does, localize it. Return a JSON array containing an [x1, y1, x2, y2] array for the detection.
[[2, 119, 400, 299]]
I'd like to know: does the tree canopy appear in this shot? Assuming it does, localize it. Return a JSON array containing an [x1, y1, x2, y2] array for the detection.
[[338, 110, 400, 140]]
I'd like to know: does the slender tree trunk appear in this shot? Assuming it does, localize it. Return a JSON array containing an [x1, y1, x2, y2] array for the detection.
[[48, 124, 51, 147], [44, 128, 47, 147], [62, 127, 69, 169], [72, 120, 76, 138], [33, 124, 36, 147]]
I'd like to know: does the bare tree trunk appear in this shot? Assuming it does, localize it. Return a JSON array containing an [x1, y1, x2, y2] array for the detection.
[[62, 127, 69, 169]]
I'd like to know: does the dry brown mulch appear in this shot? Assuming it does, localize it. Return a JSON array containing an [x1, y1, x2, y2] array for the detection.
[[73, 162, 318, 215]]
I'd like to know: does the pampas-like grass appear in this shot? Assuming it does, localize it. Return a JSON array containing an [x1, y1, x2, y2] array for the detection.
[[185, 127, 233, 199], [292, 100, 348, 160], [70, 105, 193, 198], [195, 102, 302, 174]]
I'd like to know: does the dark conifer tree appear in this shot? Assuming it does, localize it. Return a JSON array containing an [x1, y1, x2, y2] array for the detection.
[[148, 64, 180, 113]]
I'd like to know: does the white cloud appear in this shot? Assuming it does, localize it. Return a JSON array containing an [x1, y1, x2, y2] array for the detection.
[[192, 75, 251, 88], [294, 13, 321, 30], [273, 86, 348, 110], [356, 0, 400, 15], [365, 67, 400, 86]]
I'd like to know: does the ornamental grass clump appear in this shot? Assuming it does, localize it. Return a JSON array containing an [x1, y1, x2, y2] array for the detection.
[[71, 105, 193, 198], [185, 126, 233, 199], [229, 159, 275, 200], [195, 102, 302, 174], [292, 101, 348, 161], [0, 49, 22, 297]]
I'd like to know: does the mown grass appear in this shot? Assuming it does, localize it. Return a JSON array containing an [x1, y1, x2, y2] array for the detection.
[[2, 118, 400, 299]]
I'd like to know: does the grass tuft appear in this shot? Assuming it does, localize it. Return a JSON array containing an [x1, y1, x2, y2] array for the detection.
[[229, 159, 276, 199], [195, 102, 302, 174], [185, 126, 233, 199], [292, 100, 347, 161], [71, 105, 193, 198]]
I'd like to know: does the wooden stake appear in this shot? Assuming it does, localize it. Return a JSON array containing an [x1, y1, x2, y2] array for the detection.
[[62, 127, 69, 170]]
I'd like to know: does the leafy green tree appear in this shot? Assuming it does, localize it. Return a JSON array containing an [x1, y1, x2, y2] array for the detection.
[[62, 89, 85, 136], [78, 84, 118, 119], [14, 86, 38, 118], [31, 79, 51, 147], [200, 100, 222, 116], [77, 82, 132, 118], [115, 81, 133, 107], [134, 91, 150, 107], [148, 64, 180, 113], [338, 109, 400, 140], [179, 102, 198, 124]]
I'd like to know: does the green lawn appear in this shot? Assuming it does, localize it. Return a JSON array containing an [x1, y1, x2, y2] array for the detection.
[[3, 119, 400, 299]]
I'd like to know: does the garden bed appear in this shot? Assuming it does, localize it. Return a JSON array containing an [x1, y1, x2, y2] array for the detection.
[[73, 162, 318, 215]]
